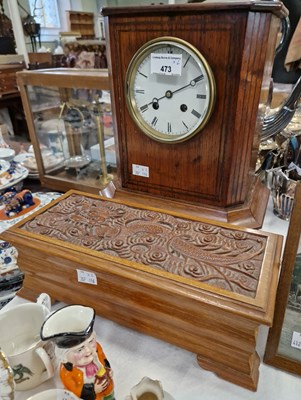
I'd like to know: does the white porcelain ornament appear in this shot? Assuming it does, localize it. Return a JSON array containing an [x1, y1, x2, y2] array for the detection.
[[125, 377, 165, 400]]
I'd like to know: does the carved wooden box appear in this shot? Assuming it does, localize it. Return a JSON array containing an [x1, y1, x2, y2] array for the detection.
[[1, 190, 283, 391]]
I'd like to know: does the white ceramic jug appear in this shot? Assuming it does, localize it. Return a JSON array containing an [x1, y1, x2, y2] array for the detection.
[[125, 377, 165, 400]]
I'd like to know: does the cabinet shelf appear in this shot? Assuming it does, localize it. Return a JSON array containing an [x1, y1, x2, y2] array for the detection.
[[66, 11, 95, 39]]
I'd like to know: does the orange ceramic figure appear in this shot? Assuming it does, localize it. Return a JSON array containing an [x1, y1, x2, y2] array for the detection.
[[60, 332, 114, 400], [40, 305, 115, 400]]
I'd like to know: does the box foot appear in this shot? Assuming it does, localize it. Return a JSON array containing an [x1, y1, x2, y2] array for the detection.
[[197, 351, 260, 391]]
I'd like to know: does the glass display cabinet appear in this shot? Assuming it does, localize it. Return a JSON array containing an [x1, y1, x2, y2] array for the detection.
[[16, 68, 116, 194]]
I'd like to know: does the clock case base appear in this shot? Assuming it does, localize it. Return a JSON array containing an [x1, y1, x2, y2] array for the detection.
[[115, 175, 269, 229]]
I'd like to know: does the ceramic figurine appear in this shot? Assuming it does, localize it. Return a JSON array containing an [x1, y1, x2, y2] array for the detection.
[[40, 304, 115, 400], [1, 189, 35, 217]]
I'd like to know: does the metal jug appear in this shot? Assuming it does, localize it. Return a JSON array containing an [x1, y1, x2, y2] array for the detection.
[[261, 15, 301, 142]]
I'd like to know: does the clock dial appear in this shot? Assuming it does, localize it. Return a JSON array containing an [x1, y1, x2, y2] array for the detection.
[[125, 37, 216, 143]]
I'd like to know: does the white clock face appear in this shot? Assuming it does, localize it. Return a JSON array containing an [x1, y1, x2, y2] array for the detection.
[[125, 37, 216, 143]]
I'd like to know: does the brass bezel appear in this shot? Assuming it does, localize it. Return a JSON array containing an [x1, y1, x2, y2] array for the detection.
[[125, 36, 216, 144]]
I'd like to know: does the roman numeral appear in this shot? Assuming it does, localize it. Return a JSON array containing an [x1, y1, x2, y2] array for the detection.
[[140, 104, 148, 113], [138, 71, 148, 78], [197, 94, 206, 99], [182, 121, 188, 130], [136, 89, 145, 94], [151, 116, 158, 126], [191, 109, 201, 118], [167, 122, 171, 133], [183, 56, 191, 68], [194, 75, 204, 83]]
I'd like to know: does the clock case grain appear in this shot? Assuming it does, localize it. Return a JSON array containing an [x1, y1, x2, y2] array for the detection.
[[102, 1, 288, 228]]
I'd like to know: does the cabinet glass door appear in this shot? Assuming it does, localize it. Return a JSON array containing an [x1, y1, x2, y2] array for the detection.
[[25, 83, 115, 189]]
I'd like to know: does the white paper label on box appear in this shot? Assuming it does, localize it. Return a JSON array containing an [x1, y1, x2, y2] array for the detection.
[[151, 53, 182, 75], [132, 164, 149, 177], [291, 331, 301, 349], [77, 269, 97, 285]]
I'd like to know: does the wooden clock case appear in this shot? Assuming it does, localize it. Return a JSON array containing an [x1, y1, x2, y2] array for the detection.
[[102, 1, 287, 228]]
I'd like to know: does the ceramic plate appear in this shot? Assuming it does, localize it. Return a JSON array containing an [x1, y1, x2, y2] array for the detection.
[[0, 350, 14, 400], [0, 149, 15, 162], [0, 291, 19, 310], [15, 153, 65, 174], [13, 152, 32, 164], [26, 388, 80, 400], [0, 164, 29, 191]]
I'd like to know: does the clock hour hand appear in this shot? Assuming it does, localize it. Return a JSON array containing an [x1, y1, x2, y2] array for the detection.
[[140, 96, 165, 111]]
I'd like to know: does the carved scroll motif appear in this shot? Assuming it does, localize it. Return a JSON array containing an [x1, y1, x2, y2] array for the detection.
[[21, 194, 267, 298]]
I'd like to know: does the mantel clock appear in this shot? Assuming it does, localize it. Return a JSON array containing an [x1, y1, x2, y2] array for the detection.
[[125, 36, 216, 143], [102, 1, 287, 227]]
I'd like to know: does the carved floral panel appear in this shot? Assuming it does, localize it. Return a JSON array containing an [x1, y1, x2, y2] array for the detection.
[[21, 194, 267, 298]]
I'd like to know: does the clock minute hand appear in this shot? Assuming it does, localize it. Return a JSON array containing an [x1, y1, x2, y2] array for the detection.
[[143, 74, 204, 109], [171, 74, 204, 96]]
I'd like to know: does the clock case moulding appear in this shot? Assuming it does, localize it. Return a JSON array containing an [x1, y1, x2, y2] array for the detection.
[[102, 1, 288, 229]]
